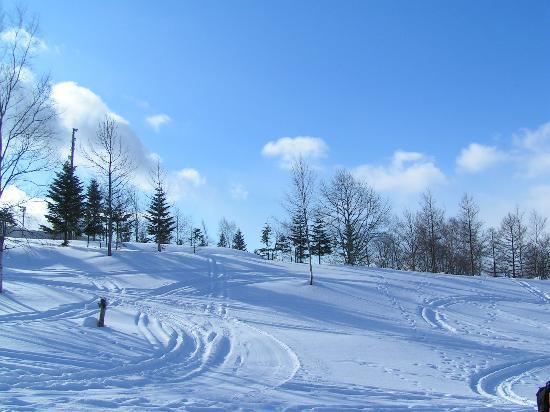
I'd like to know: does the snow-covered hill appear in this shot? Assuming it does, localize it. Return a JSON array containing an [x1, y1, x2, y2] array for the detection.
[[0, 240, 547, 411]]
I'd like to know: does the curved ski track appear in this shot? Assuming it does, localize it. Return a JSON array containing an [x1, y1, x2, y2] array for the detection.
[[0, 252, 300, 403]]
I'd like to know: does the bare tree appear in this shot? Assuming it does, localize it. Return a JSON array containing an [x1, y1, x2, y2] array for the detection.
[[218, 217, 237, 248], [457, 194, 484, 275], [418, 191, 444, 273], [498, 212, 521, 277], [285, 157, 316, 285], [514, 207, 527, 277], [321, 169, 389, 266], [396, 209, 421, 271], [83, 116, 132, 256], [525, 210, 548, 278], [0, 9, 57, 292], [201, 219, 210, 246], [174, 207, 190, 245], [485, 227, 499, 277]]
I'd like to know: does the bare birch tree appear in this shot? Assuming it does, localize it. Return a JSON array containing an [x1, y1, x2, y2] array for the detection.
[[286, 157, 316, 285], [0, 9, 56, 292], [83, 116, 132, 256]]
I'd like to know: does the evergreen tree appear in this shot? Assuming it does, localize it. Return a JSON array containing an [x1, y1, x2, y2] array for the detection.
[[217, 232, 228, 248], [191, 227, 204, 253], [311, 212, 332, 264], [289, 211, 308, 263], [83, 179, 103, 245], [274, 233, 291, 261], [145, 184, 175, 252], [113, 195, 132, 249], [261, 222, 273, 259], [42, 161, 84, 246], [233, 229, 247, 251]]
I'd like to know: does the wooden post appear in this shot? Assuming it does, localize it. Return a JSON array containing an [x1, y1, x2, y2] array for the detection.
[[97, 297, 107, 327]]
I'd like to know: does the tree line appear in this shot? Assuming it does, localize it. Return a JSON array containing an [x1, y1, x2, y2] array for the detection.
[[254, 158, 550, 282], [40, 121, 249, 257]]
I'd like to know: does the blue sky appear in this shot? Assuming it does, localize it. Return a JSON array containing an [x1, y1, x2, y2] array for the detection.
[[6, 0, 550, 247]]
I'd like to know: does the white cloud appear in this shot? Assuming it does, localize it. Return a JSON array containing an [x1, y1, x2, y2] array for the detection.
[[166, 168, 206, 202], [0, 185, 47, 230], [146, 114, 171, 133], [262, 136, 328, 168], [230, 184, 248, 201], [51, 81, 154, 187], [176, 168, 205, 186], [513, 122, 550, 177], [353, 151, 446, 194], [526, 184, 550, 214], [515, 122, 550, 152], [456, 143, 508, 173], [1, 27, 48, 52]]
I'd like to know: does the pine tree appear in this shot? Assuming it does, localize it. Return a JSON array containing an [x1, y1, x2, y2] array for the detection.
[[113, 195, 132, 249], [233, 229, 247, 251], [191, 228, 204, 253], [261, 222, 273, 259], [274, 233, 291, 261], [289, 211, 308, 263], [83, 179, 103, 246], [311, 212, 332, 264], [217, 232, 228, 248], [145, 184, 175, 252], [42, 161, 85, 246]]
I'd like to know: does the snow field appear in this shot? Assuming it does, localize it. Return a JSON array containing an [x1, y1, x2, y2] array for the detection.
[[0, 240, 547, 410]]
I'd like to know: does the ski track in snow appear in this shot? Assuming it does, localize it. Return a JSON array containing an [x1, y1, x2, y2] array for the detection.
[[471, 356, 549, 407], [0, 251, 300, 407], [1, 242, 549, 410], [417, 277, 550, 409]]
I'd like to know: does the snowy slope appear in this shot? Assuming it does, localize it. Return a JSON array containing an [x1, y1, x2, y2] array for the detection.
[[0, 240, 547, 411]]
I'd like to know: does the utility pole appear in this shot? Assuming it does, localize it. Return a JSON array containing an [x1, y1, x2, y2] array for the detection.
[[70, 128, 78, 169]]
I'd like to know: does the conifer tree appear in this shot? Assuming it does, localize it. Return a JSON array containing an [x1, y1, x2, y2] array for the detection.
[[261, 222, 273, 259], [146, 182, 175, 252], [311, 212, 332, 264], [42, 161, 84, 246], [217, 232, 228, 248], [83, 179, 103, 246], [274, 233, 291, 261], [113, 194, 132, 249], [289, 211, 308, 263], [233, 229, 247, 251], [191, 228, 204, 253]]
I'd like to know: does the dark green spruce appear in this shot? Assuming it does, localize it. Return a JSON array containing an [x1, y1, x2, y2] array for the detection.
[[146, 184, 175, 252], [233, 229, 247, 251], [83, 179, 103, 246], [42, 161, 85, 246], [311, 211, 333, 264]]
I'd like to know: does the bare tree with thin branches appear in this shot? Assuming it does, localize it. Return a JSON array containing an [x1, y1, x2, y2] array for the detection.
[[321, 169, 389, 266], [83, 116, 132, 256], [285, 157, 316, 285], [0, 8, 57, 292]]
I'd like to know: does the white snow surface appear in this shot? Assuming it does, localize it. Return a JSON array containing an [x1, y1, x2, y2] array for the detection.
[[0, 240, 547, 411]]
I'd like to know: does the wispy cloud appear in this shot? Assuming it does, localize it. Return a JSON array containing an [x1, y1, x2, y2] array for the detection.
[[354, 151, 446, 194], [1, 27, 48, 52], [230, 184, 248, 201], [262, 136, 328, 169], [146, 114, 171, 133], [456, 143, 509, 173]]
